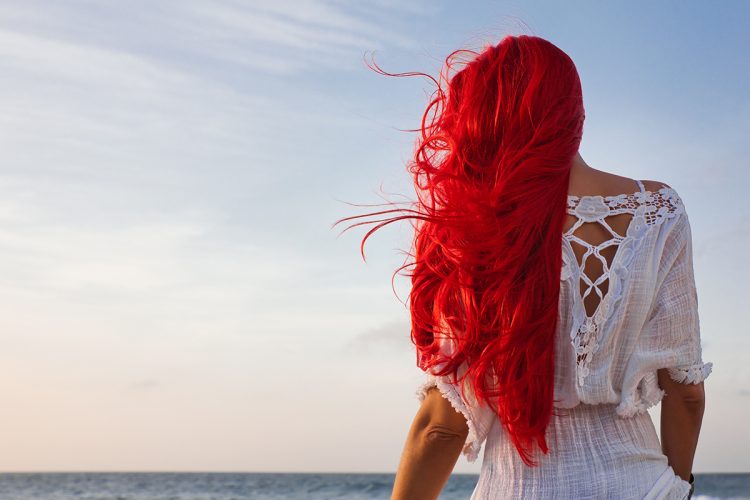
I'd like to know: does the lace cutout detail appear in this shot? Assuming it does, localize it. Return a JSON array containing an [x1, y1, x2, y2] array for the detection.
[[563, 181, 685, 387]]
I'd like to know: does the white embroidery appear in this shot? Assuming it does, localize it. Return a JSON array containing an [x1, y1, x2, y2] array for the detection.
[[667, 362, 713, 384]]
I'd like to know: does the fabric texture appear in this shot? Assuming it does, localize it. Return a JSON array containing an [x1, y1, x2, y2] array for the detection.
[[414, 180, 712, 499]]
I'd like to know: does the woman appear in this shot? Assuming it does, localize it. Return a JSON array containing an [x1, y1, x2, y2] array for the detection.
[[335, 34, 711, 499]]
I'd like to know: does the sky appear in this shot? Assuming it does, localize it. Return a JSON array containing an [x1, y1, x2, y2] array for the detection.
[[0, 0, 747, 474]]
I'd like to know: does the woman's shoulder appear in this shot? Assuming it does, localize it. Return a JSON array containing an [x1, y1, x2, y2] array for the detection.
[[640, 178, 675, 195], [639, 179, 684, 201], [638, 179, 688, 223], [635, 180, 692, 264]]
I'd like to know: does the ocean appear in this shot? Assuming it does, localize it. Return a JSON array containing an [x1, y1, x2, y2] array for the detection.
[[0, 472, 747, 499]]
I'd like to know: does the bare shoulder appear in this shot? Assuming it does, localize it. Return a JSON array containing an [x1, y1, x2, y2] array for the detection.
[[640, 179, 674, 192], [572, 168, 675, 198]]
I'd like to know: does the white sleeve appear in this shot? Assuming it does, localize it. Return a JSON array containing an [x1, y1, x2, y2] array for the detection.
[[648, 212, 713, 385]]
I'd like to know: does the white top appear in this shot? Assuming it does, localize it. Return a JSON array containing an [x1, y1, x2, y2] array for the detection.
[[416, 180, 712, 499]]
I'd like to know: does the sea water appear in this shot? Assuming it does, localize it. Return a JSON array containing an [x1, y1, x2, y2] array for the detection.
[[0, 472, 747, 499]]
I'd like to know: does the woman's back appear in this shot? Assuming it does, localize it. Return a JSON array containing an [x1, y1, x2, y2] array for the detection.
[[363, 36, 713, 500], [416, 167, 712, 499]]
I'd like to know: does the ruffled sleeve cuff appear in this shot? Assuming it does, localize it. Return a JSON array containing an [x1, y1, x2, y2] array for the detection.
[[666, 361, 713, 384], [415, 374, 490, 463]]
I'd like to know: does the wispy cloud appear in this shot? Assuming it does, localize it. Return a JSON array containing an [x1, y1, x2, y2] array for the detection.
[[0, 1, 421, 332], [343, 319, 412, 355], [0, 0, 421, 76]]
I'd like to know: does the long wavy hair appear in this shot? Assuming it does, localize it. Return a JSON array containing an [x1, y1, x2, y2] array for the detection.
[[333, 34, 585, 466]]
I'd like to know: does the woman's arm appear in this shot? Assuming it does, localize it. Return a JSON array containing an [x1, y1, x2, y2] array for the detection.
[[657, 368, 706, 483], [391, 386, 469, 500]]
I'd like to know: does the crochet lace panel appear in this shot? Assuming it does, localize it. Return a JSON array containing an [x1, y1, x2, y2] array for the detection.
[[563, 183, 685, 387]]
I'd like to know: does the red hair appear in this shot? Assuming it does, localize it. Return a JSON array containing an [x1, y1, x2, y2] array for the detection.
[[333, 35, 585, 466]]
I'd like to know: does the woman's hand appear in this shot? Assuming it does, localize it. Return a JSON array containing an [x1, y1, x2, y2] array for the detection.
[[391, 386, 470, 500]]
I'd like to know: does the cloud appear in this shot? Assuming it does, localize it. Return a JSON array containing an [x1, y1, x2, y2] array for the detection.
[[0, 0, 428, 353], [0, 0, 420, 77], [0, 1, 421, 229], [343, 319, 412, 355]]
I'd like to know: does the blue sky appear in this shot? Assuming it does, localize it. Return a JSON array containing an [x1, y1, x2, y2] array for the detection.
[[0, 0, 747, 474]]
